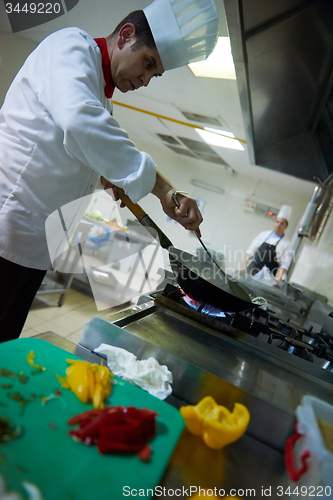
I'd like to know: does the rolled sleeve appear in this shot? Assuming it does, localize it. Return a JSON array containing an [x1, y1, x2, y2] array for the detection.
[[246, 231, 269, 256], [279, 245, 293, 270], [122, 152, 156, 203]]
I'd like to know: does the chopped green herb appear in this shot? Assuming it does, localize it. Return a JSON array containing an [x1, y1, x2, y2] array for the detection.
[[0, 453, 6, 463], [10, 392, 26, 404], [7, 392, 36, 413], [1, 384, 12, 389], [0, 417, 22, 443], [16, 464, 28, 473], [19, 372, 28, 384], [0, 368, 15, 378]]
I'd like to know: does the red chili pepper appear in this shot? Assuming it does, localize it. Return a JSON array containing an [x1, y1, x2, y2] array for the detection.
[[70, 407, 125, 441], [67, 409, 101, 426], [97, 439, 144, 454], [137, 445, 152, 462], [99, 421, 142, 443], [67, 406, 158, 461]]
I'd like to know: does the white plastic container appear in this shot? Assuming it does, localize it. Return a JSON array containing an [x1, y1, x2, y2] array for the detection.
[[285, 395, 333, 496]]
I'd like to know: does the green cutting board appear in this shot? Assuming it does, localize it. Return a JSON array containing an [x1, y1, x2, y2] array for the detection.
[[0, 338, 184, 500]]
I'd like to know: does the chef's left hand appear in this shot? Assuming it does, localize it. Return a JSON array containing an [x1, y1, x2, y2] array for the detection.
[[160, 190, 203, 237], [101, 177, 125, 207]]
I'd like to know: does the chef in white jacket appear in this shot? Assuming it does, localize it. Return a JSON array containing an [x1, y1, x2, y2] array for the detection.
[[0, 0, 219, 341], [240, 205, 293, 286]]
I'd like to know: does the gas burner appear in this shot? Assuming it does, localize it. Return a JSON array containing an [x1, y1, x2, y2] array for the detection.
[[266, 307, 278, 315], [181, 294, 201, 311], [302, 331, 330, 352], [268, 331, 314, 362], [317, 331, 333, 349], [157, 282, 333, 373], [181, 293, 226, 318], [268, 318, 301, 338], [287, 319, 313, 335], [319, 358, 333, 371]]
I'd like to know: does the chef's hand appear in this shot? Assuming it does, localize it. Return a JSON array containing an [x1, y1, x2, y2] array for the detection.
[[101, 173, 203, 235], [274, 267, 287, 287], [100, 177, 126, 207], [152, 172, 203, 235], [273, 279, 282, 288], [160, 189, 203, 237]]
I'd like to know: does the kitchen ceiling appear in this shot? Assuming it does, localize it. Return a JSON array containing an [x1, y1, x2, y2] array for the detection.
[[0, 0, 322, 192], [224, 0, 333, 183]]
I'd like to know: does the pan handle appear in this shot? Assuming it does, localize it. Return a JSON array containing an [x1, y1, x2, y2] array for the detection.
[[118, 189, 173, 250]]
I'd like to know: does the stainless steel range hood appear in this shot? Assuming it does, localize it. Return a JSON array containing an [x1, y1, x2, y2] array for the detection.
[[224, 0, 333, 182]]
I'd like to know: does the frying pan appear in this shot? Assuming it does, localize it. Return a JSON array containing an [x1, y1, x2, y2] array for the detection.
[[119, 191, 266, 312]]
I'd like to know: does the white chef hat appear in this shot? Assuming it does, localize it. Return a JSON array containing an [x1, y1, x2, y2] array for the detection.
[[144, 0, 219, 71], [277, 205, 293, 222]]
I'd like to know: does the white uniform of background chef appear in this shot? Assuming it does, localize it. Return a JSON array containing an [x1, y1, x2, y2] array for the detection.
[[241, 205, 293, 286], [0, 0, 219, 342]]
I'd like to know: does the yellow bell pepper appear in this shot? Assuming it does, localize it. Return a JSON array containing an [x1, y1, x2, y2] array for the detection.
[[180, 396, 250, 449], [56, 359, 113, 409]]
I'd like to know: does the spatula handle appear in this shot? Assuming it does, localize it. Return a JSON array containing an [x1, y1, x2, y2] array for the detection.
[[118, 189, 173, 250], [118, 190, 146, 220]]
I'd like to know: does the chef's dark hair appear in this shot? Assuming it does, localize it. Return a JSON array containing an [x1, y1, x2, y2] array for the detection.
[[111, 10, 156, 51]]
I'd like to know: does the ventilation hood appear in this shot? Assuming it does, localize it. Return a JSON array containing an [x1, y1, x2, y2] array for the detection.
[[224, 0, 333, 182]]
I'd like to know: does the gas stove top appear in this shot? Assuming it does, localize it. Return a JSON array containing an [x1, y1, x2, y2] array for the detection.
[[194, 289, 332, 370], [152, 283, 333, 375]]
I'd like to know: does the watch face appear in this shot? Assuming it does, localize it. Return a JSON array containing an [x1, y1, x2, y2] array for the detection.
[[4, 0, 80, 33]]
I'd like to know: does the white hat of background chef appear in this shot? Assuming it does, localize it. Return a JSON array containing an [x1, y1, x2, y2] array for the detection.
[[277, 205, 293, 222], [143, 0, 219, 71]]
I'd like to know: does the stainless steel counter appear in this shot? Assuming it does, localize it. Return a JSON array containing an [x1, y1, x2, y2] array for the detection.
[[36, 330, 289, 499], [100, 302, 333, 408]]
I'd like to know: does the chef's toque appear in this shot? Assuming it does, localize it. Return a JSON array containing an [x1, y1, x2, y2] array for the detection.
[[277, 205, 292, 222], [144, 0, 219, 71]]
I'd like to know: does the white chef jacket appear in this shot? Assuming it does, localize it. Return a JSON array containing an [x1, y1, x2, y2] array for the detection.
[[246, 230, 293, 270], [0, 28, 156, 270]]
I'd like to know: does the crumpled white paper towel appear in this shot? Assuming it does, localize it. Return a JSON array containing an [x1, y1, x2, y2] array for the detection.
[[94, 344, 173, 400]]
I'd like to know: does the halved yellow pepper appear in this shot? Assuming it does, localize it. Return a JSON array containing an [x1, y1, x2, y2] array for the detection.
[[180, 396, 250, 449], [56, 359, 113, 409]]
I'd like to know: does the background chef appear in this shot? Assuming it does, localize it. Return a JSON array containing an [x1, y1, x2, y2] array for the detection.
[[0, 0, 219, 342], [240, 205, 293, 286]]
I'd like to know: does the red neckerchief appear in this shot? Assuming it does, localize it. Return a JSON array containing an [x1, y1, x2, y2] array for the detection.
[[94, 38, 115, 98]]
